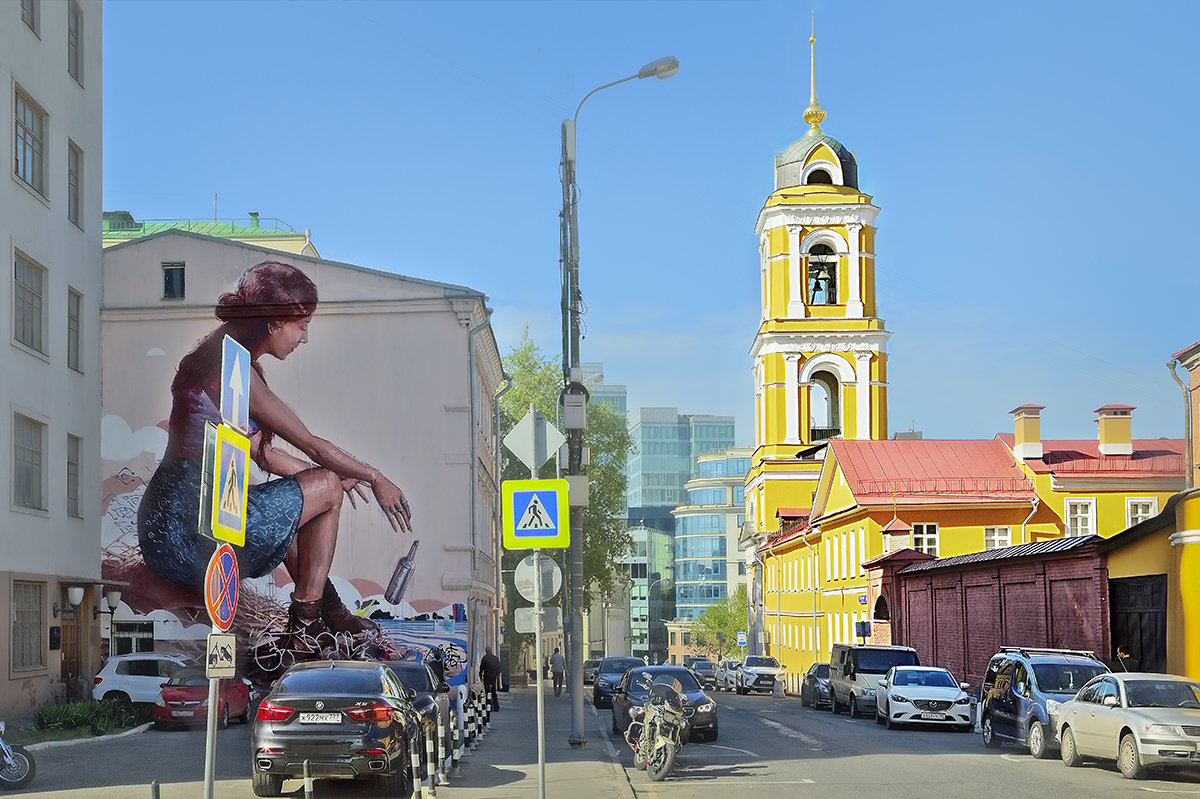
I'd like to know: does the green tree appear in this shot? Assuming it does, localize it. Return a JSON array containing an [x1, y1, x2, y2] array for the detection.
[[497, 330, 633, 666], [691, 584, 749, 661]]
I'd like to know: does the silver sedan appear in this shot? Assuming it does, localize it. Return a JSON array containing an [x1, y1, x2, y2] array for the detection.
[[1057, 672, 1200, 779]]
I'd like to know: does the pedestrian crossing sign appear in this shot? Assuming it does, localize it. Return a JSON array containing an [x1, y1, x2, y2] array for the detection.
[[502, 479, 569, 550], [210, 423, 250, 547]]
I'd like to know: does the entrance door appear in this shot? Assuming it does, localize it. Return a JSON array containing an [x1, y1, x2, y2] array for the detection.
[[60, 611, 81, 699], [1109, 575, 1167, 672]]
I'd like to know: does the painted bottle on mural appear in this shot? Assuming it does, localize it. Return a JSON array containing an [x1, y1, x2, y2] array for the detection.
[[385, 540, 419, 605]]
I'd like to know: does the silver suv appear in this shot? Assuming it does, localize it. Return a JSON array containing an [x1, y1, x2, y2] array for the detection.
[[93, 652, 195, 703]]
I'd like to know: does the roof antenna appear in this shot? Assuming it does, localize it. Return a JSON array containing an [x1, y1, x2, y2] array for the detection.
[[803, 11, 826, 132], [213, 193, 218, 221]]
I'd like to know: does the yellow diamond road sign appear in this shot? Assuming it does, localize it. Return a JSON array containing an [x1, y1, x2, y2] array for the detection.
[[502, 479, 569, 550]]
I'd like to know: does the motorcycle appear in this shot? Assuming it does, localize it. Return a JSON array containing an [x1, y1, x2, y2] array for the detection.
[[623, 675, 693, 781], [0, 721, 35, 790]]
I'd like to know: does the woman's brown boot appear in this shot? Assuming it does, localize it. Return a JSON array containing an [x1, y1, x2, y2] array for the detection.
[[283, 597, 331, 660], [321, 578, 380, 637]]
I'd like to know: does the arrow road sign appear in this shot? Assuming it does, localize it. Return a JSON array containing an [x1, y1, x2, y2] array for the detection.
[[221, 335, 251, 432]]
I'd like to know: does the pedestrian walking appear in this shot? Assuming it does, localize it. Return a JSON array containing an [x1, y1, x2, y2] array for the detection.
[[1115, 644, 1141, 672], [480, 646, 503, 711], [549, 647, 566, 697]]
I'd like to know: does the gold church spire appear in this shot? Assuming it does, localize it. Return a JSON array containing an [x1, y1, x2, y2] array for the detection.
[[803, 13, 826, 132]]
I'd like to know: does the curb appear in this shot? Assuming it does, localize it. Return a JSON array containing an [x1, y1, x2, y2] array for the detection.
[[588, 702, 636, 799], [25, 722, 152, 751]]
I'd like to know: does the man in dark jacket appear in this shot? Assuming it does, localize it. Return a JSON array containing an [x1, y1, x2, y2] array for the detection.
[[1115, 645, 1141, 672], [480, 646, 503, 711]]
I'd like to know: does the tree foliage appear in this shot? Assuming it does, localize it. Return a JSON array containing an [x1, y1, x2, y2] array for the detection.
[[497, 330, 633, 662], [691, 584, 749, 661]]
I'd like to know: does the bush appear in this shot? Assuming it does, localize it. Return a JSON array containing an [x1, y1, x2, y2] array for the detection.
[[34, 697, 149, 736]]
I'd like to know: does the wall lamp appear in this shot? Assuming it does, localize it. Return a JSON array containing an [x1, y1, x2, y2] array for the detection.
[[53, 585, 86, 618], [94, 589, 122, 620]]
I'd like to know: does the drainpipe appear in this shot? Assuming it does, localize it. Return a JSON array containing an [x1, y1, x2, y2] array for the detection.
[[1020, 497, 1040, 545], [1169, 359, 1195, 489], [765, 537, 779, 659], [467, 313, 493, 574], [493, 372, 513, 651], [801, 531, 819, 662]]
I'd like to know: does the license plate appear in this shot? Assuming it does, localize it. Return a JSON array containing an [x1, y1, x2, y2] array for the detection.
[[172, 710, 194, 718], [299, 712, 342, 724], [920, 712, 946, 720]]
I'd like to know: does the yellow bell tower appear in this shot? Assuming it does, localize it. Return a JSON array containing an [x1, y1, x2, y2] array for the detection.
[[745, 30, 890, 536]]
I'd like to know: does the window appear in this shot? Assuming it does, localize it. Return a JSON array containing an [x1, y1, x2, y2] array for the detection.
[[21, 0, 38, 33], [984, 526, 1011, 550], [67, 142, 82, 226], [15, 89, 47, 195], [1066, 499, 1095, 537], [67, 288, 82, 371], [14, 253, 46, 353], [67, 1, 82, 84], [67, 434, 81, 517], [806, 168, 832, 185], [12, 582, 44, 670], [913, 523, 938, 556], [1127, 498, 1158, 527], [807, 243, 838, 304], [162, 262, 185, 299], [14, 414, 45, 509]]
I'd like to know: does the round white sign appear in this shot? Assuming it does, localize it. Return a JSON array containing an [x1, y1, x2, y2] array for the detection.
[[513, 553, 563, 602]]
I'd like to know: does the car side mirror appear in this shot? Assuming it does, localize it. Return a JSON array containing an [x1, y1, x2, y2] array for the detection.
[[406, 688, 417, 701], [960, 682, 971, 693], [436, 682, 451, 694], [1102, 695, 1118, 707], [614, 686, 626, 695]]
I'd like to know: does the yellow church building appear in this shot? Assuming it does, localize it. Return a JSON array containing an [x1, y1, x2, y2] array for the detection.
[[745, 35, 1192, 691]]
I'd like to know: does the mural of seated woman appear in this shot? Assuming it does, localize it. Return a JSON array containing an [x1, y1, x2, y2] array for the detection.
[[137, 261, 413, 660]]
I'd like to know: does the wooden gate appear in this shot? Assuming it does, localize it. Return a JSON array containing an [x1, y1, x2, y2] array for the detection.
[[1109, 574, 1167, 673]]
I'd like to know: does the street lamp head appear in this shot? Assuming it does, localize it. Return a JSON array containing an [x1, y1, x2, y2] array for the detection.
[[637, 56, 680, 81]]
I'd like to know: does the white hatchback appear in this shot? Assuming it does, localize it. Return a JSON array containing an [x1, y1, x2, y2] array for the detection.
[[93, 652, 195, 703]]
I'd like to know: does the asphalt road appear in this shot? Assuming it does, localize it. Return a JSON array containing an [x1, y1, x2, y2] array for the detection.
[[609, 689, 1200, 799]]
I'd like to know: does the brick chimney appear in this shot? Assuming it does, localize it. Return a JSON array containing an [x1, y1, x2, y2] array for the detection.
[[1010, 403, 1046, 460], [1095, 404, 1134, 456]]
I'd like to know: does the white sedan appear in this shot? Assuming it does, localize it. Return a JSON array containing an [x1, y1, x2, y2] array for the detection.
[[1057, 672, 1200, 779], [875, 665, 973, 730]]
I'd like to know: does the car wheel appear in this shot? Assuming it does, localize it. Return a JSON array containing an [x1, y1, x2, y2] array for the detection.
[[830, 693, 841, 714], [801, 688, 810, 707], [373, 764, 410, 797], [1027, 720, 1049, 759], [981, 715, 1000, 748], [875, 704, 884, 725], [884, 710, 896, 730], [104, 691, 132, 704], [1060, 727, 1082, 767], [708, 723, 718, 742], [238, 700, 251, 724], [1118, 733, 1146, 779], [251, 772, 283, 797], [849, 697, 861, 718]]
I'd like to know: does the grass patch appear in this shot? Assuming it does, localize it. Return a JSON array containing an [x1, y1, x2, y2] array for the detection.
[[4, 699, 151, 746]]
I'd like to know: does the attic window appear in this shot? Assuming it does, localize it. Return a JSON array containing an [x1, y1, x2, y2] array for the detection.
[[806, 169, 832, 185]]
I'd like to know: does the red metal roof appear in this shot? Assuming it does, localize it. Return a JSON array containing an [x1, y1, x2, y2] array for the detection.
[[829, 439, 1036, 506], [995, 434, 1185, 476]]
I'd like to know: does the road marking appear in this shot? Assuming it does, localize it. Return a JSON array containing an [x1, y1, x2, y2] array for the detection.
[[759, 717, 824, 749], [687, 744, 758, 758]]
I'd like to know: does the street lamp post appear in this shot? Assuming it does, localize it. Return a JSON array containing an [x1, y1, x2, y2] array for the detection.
[[559, 55, 678, 748]]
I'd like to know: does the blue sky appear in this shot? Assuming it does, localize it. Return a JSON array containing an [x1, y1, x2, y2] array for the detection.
[[102, 0, 1199, 447]]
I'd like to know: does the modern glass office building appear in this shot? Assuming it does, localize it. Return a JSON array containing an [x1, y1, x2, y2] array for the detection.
[[619, 525, 676, 663], [626, 408, 735, 508], [672, 449, 753, 620]]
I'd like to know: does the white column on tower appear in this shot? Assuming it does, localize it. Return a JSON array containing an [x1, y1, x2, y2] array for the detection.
[[787, 226, 806, 318], [855, 351, 872, 440], [846, 223, 864, 317], [784, 354, 800, 443]]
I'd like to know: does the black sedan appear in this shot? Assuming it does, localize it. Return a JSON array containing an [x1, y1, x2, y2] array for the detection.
[[611, 665, 718, 742], [800, 662, 832, 709], [384, 661, 452, 772], [251, 660, 420, 797], [592, 656, 645, 708]]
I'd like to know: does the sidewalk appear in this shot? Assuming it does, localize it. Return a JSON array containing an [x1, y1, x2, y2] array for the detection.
[[443, 684, 633, 799]]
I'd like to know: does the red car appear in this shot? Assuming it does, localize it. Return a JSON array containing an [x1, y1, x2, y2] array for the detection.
[[152, 666, 252, 729]]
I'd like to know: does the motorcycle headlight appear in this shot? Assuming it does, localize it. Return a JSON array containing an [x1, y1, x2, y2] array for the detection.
[[630, 706, 645, 720], [1144, 723, 1183, 736], [695, 702, 715, 713]]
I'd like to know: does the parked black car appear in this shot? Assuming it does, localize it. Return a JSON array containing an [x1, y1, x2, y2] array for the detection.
[[800, 662, 832, 709], [611, 665, 719, 742], [689, 658, 718, 689], [251, 660, 420, 797], [592, 657, 645, 708], [384, 660, 453, 769]]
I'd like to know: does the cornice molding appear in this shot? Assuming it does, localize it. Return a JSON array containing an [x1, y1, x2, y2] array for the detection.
[[751, 329, 892, 359], [1170, 530, 1200, 547], [756, 203, 881, 236], [1051, 476, 1184, 493]]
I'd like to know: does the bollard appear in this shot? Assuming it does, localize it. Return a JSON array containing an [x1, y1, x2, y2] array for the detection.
[[150, 780, 159, 799], [303, 759, 313, 799], [451, 705, 462, 774], [477, 694, 487, 736], [772, 679, 784, 698], [425, 727, 438, 794], [437, 710, 450, 785], [410, 737, 423, 799], [467, 695, 478, 751]]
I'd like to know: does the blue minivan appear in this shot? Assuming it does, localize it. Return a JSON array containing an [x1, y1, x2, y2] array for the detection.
[[978, 647, 1108, 758]]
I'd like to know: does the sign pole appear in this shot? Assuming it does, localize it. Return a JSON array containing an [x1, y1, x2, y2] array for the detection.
[[533, 549, 546, 799], [202, 676, 220, 799]]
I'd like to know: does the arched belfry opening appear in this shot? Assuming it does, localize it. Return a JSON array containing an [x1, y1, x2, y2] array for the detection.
[[873, 595, 890, 622], [810, 370, 841, 441], [807, 243, 838, 305], [806, 168, 832, 185]]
